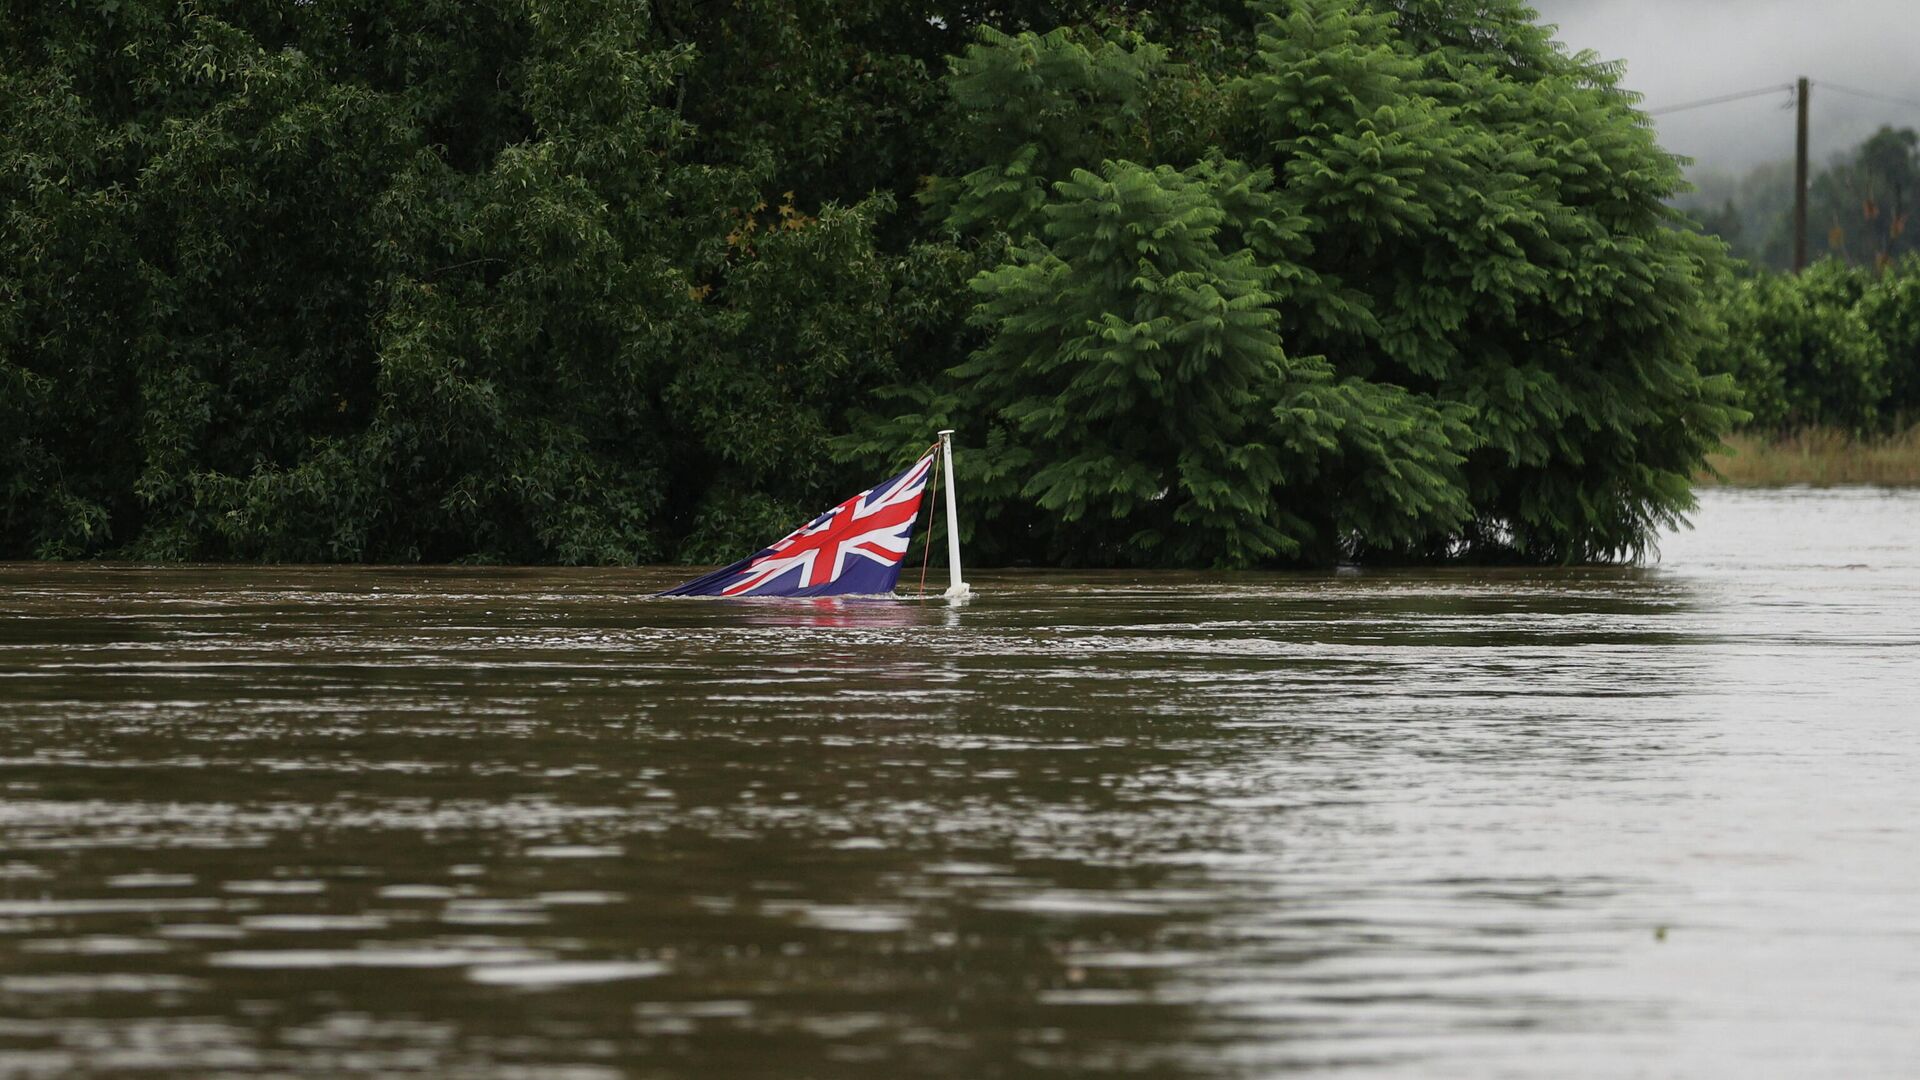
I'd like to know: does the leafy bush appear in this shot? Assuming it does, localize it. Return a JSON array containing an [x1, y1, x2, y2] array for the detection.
[[1857, 259, 1920, 423], [1712, 257, 1920, 435]]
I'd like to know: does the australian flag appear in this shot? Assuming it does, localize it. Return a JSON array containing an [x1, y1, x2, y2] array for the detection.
[[660, 450, 937, 598]]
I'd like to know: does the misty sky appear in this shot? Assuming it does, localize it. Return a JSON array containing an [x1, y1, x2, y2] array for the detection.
[[1530, 0, 1920, 177]]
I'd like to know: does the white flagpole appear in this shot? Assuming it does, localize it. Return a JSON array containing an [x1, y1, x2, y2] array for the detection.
[[937, 430, 970, 600]]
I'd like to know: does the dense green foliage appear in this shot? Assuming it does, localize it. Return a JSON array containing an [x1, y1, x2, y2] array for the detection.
[[3, 0, 950, 560], [4, 0, 1737, 566], [1710, 257, 1920, 433], [852, 0, 1738, 564]]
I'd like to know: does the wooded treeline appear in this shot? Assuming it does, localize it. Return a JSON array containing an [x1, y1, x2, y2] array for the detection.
[[3, 0, 1740, 566], [1684, 127, 1920, 273]]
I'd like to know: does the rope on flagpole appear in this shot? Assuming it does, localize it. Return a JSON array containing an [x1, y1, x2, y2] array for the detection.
[[917, 441, 941, 599]]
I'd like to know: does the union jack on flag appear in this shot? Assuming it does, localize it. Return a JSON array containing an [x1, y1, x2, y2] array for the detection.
[[659, 450, 937, 598]]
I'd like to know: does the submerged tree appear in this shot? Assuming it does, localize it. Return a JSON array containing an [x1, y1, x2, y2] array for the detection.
[[849, 0, 1738, 565]]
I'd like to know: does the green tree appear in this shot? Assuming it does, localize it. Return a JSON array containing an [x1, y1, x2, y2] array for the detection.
[[954, 161, 1330, 566], [1814, 127, 1920, 269], [849, 0, 1735, 565], [1683, 128, 1920, 272]]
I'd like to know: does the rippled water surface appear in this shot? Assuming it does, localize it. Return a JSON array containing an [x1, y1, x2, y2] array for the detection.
[[3, 488, 1918, 1078]]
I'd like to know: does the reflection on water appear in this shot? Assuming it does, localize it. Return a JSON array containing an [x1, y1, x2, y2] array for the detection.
[[3, 489, 1919, 1077]]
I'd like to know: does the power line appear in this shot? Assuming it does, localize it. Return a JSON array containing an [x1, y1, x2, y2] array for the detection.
[[1644, 81, 1920, 118], [1815, 81, 1920, 110], [1640, 77, 1918, 275], [1645, 84, 1794, 117]]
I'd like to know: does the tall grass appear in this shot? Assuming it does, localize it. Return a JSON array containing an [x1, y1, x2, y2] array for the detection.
[[1703, 427, 1920, 487]]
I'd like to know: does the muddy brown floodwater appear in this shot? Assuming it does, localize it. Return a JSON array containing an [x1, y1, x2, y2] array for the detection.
[[2, 488, 1918, 1078]]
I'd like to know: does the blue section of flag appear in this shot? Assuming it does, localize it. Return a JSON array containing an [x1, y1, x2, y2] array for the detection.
[[659, 451, 936, 599]]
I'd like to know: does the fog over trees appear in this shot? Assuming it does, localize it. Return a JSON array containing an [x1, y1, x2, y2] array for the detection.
[[1533, 0, 1920, 174], [1535, 1, 1920, 270]]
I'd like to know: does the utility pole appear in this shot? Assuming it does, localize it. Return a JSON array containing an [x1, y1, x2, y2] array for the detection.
[[1794, 76, 1810, 273]]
